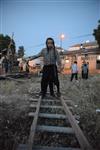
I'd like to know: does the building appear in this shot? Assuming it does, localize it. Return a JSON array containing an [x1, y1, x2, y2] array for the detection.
[[62, 41, 100, 74], [27, 42, 100, 75], [28, 57, 43, 74]]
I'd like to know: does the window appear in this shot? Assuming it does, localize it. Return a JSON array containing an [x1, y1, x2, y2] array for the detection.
[[96, 60, 100, 69], [96, 55, 100, 69]]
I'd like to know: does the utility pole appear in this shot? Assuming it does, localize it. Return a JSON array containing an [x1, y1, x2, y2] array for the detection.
[[60, 33, 65, 48], [7, 33, 15, 73]]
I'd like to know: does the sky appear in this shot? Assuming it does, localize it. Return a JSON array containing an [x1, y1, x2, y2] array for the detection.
[[0, 0, 100, 56]]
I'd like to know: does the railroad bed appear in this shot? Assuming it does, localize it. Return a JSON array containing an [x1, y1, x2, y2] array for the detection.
[[17, 93, 93, 150]]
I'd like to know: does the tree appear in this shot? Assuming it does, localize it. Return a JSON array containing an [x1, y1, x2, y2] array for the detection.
[[0, 34, 16, 55], [18, 46, 25, 58], [93, 20, 100, 48]]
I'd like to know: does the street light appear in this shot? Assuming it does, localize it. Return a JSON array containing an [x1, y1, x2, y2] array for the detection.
[[60, 33, 65, 48], [80, 43, 83, 49]]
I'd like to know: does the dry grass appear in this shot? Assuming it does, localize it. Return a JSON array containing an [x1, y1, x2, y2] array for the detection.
[[0, 74, 100, 150]]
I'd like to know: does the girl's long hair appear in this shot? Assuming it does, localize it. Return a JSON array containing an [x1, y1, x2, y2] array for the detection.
[[46, 37, 55, 51]]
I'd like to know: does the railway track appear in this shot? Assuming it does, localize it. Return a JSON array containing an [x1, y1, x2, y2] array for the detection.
[[17, 93, 93, 150]]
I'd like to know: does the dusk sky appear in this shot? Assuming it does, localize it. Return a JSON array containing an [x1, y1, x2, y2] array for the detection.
[[0, 0, 100, 56]]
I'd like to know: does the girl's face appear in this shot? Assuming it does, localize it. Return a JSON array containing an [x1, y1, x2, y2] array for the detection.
[[47, 39, 54, 49]]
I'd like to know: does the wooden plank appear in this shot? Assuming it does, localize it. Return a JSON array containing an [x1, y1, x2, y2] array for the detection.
[[29, 98, 38, 102], [30, 104, 73, 110], [33, 146, 81, 150], [41, 99, 72, 102], [28, 113, 79, 121], [30, 104, 63, 109], [17, 144, 27, 150], [28, 97, 42, 150], [41, 99, 74, 107], [42, 99, 60, 102], [39, 113, 66, 119], [60, 97, 93, 150], [40, 105, 63, 109], [41, 101, 61, 104], [28, 113, 79, 126], [28, 112, 35, 117], [17, 144, 81, 150], [30, 104, 37, 108], [37, 125, 74, 134], [28, 112, 66, 119]]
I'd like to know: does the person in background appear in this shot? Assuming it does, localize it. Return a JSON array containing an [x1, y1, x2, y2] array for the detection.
[[70, 61, 78, 81], [26, 61, 29, 73], [19, 60, 23, 72], [0, 57, 2, 75], [8, 59, 12, 73], [81, 61, 89, 79], [23, 60, 27, 72], [2, 56, 9, 74], [29, 37, 62, 99], [87, 62, 89, 79]]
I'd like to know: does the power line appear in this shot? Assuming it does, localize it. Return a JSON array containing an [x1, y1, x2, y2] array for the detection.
[[24, 33, 92, 49], [70, 34, 92, 39], [0, 33, 93, 50]]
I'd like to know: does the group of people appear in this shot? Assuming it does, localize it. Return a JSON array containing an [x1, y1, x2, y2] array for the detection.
[[0, 37, 89, 99], [70, 61, 89, 81]]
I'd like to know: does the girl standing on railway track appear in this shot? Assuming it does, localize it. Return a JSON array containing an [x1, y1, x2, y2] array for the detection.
[[29, 37, 62, 99]]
